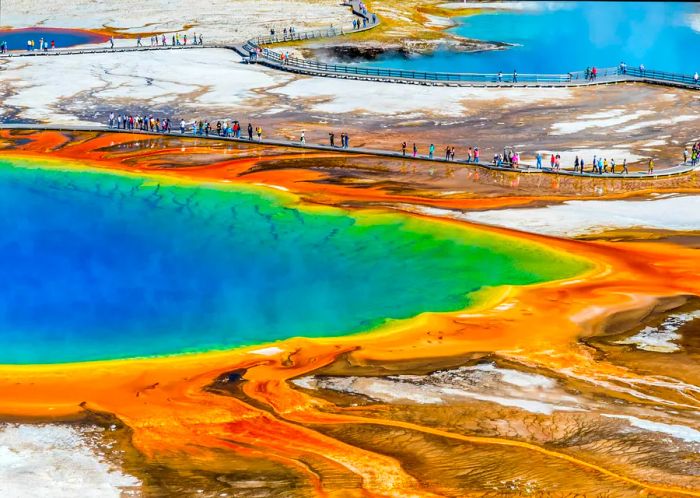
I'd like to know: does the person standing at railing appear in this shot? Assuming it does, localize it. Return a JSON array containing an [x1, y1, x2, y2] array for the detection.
[[497, 71, 503, 83], [639, 63, 645, 76], [619, 61, 627, 74], [694, 72, 699, 85]]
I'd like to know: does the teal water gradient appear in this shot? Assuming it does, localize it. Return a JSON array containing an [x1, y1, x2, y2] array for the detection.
[[362, 2, 700, 74], [0, 157, 589, 364]]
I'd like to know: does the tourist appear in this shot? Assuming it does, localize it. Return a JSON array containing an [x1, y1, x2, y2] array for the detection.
[[330, 133, 336, 147], [445, 146, 451, 161], [413, 143, 417, 157], [535, 152, 542, 169], [180, 119, 186, 133], [513, 69, 518, 83], [497, 71, 503, 83], [466, 147, 472, 163], [110, 37, 114, 49], [648, 157, 654, 174], [597, 157, 603, 174], [344, 133, 350, 148], [639, 63, 645, 76], [603, 158, 608, 173], [256, 126, 263, 141], [300, 130, 305, 144], [591, 66, 598, 80], [579, 158, 585, 173], [695, 72, 699, 85], [619, 61, 627, 74], [247, 123, 253, 140], [429, 144, 435, 159], [137, 36, 142, 47], [550, 153, 555, 169], [184, 34, 188, 45], [450, 147, 456, 161], [108, 112, 115, 128], [474, 147, 479, 163], [574, 156, 579, 172], [622, 158, 628, 174], [401, 141, 406, 156]]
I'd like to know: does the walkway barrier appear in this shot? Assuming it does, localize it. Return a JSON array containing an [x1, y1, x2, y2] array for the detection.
[[1, 124, 696, 180]]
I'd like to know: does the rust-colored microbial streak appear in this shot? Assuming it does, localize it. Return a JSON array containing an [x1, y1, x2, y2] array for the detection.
[[1, 130, 699, 497]]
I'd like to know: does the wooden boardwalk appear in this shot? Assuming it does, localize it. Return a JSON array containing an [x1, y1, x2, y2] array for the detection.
[[1, 124, 697, 180], [1, 1, 698, 91]]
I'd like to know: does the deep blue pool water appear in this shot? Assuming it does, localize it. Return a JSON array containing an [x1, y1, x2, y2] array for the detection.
[[0, 156, 589, 364], [361, 2, 700, 74], [0, 28, 107, 51]]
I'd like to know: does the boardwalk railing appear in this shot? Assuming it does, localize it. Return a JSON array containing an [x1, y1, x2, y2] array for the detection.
[[245, 14, 700, 89]]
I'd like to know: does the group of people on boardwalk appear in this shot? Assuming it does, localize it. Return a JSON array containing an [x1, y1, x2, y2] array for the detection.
[[109, 113, 173, 132], [105, 112, 689, 176], [136, 33, 203, 48], [22, 38, 55, 52], [269, 27, 297, 40], [114, 32, 203, 49], [329, 132, 350, 148], [684, 142, 700, 166], [535, 152, 630, 175]]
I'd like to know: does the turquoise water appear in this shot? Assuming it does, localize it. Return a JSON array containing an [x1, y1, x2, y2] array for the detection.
[[362, 2, 700, 74], [0, 157, 589, 364]]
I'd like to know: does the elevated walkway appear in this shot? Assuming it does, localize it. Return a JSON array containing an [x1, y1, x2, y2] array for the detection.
[[1, 124, 696, 180]]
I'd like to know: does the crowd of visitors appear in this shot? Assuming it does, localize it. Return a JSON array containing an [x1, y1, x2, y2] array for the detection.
[[105, 113, 691, 176]]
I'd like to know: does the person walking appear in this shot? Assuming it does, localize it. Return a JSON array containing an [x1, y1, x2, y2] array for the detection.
[[413, 143, 417, 158], [695, 72, 699, 85], [402, 141, 407, 156], [536, 152, 542, 169], [256, 126, 263, 141], [248, 123, 254, 140], [429, 144, 435, 159], [512, 69, 518, 83], [622, 158, 628, 174], [497, 71, 502, 83], [137, 36, 142, 47], [110, 37, 114, 49], [300, 130, 305, 145], [648, 157, 654, 174], [445, 146, 451, 161], [330, 132, 335, 147], [474, 147, 479, 163]]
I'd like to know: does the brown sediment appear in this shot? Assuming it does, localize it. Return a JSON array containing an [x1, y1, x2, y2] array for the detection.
[[1, 130, 700, 496]]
